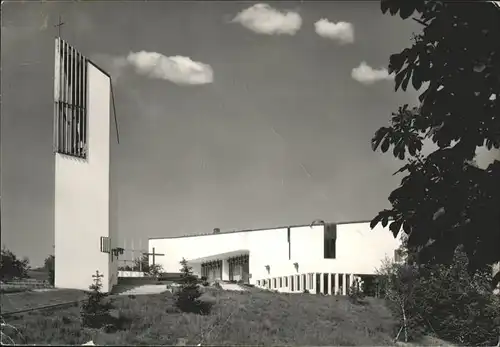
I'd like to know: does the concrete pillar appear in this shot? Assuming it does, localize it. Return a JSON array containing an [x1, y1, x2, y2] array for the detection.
[[328, 273, 332, 295], [312, 273, 316, 294], [319, 272, 324, 294], [222, 259, 229, 281], [334, 273, 339, 295], [342, 273, 347, 295]]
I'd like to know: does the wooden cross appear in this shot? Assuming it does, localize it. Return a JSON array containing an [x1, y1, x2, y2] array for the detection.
[[92, 270, 103, 279], [92, 270, 103, 286], [54, 15, 65, 37], [143, 247, 165, 266]]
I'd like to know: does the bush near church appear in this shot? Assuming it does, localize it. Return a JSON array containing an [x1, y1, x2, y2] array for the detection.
[[174, 258, 213, 315], [377, 244, 500, 345], [0, 247, 30, 281], [80, 270, 130, 332], [80, 270, 114, 329], [119, 255, 164, 277], [43, 255, 55, 286]]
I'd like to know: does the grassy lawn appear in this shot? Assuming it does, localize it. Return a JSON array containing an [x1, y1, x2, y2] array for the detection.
[[0, 289, 87, 314], [2, 289, 398, 346]]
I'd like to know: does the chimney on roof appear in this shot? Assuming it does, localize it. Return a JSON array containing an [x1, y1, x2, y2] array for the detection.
[[213, 228, 220, 234]]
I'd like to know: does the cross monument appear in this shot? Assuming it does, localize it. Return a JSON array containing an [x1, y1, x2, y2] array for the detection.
[[143, 247, 165, 266]]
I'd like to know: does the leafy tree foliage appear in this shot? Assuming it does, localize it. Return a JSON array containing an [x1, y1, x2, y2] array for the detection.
[[0, 247, 30, 281], [371, 0, 500, 280], [377, 245, 500, 345]]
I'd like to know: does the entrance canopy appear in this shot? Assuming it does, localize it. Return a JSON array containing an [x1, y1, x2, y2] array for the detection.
[[187, 249, 249, 264]]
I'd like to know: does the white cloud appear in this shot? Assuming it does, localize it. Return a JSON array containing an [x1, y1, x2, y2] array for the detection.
[[126, 51, 213, 85], [232, 3, 302, 35], [351, 62, 394, 85], [93, 51, 214, 86], [314, 19, 354, 44]]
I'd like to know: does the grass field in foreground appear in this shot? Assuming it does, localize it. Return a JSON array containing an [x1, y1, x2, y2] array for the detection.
[[2, 289, 398, 346], [0, 289, 87, 314]]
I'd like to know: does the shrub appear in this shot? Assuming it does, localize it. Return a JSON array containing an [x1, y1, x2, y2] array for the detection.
[[358, 275, 379, 297], [200, 276, 209, 287], [377, 246, 500, 345], [44, 255, 55, 286], [148, 263, 164, 278], [348, 279, 365, 304], [174, 258, 213, 315], [0, 247, 30, 281], [80, 270, 114, 329]]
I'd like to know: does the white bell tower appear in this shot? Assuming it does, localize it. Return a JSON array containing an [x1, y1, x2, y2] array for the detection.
[[53, 37, 117, 292]]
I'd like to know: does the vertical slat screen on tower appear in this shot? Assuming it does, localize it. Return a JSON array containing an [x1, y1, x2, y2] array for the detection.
[[54, 38, 88, 159]]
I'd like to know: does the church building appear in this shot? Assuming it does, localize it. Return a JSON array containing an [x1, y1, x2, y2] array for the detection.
[[149, 220, 402, 295]]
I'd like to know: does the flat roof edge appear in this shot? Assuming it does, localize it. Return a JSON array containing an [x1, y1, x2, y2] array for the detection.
[[148, 219, 374, 241]]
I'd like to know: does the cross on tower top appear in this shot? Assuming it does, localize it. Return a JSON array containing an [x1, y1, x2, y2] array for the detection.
[[54, 15, 65, 38]]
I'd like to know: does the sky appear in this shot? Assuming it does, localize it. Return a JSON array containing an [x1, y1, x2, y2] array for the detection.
[[2, 1, 496, 267]]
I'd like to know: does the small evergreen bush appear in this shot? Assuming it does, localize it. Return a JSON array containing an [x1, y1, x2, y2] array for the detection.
[[174, 258, 213, 315], [80, 270, 114, 329]]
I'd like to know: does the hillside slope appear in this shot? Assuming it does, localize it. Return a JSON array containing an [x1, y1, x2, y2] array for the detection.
[[3, 288, 399, 345]]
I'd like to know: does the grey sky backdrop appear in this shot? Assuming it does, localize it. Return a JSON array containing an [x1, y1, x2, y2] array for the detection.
[[2, 1, 497, 267]]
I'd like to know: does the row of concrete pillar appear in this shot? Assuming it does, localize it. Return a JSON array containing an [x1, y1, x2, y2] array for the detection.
[[257, 272, 359, 295]]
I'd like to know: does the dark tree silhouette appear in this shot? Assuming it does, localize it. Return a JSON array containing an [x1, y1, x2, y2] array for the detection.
[[0, 247, 30, 281], [371, 0, 500, 284], [44, 255, 55, 285]]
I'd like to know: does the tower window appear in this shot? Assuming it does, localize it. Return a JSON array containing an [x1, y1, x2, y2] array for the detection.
[[54, 38, 88, 159]]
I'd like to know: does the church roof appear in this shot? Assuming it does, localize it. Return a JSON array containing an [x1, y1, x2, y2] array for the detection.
[[148, 219, 372, 240]]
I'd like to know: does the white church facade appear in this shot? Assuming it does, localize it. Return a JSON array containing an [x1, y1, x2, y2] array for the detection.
[[149, 220, 402, 295], [50, 38, 402, 295], [53, 37, 118, 292]]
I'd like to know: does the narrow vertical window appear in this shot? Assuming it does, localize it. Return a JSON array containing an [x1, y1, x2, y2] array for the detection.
[[324, 223, 337, 259], [287, 227, 291, 260]]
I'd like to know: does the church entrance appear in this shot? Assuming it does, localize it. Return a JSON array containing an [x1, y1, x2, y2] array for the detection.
[[201, 260, 222, 282], [228, 254, 249, 283]]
